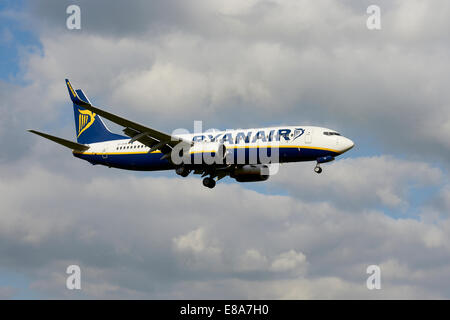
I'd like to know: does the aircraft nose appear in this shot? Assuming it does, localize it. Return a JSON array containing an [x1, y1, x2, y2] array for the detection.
[[339, 137, 354, 153]]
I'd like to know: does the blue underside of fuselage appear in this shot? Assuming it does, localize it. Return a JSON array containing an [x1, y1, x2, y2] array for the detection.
[[73, 147, 340, 171]]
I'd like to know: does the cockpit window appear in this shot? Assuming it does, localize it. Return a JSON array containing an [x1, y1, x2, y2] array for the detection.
[[323, 131, 341, 136]]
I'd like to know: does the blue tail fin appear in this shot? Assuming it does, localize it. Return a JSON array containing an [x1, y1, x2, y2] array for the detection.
[[65, 79, 127, 144]]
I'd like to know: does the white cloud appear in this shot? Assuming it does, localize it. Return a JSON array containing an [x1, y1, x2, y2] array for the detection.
[[173, 227, 223, 271], [235, 249, 268, 272], [270, 250, 307, 273]]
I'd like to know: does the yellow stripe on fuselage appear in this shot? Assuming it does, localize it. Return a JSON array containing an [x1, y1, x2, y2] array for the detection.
[[73, 145, 341, 156]]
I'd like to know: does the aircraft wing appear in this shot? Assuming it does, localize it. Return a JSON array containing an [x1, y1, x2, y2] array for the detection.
[[65, 79, 192, 155]]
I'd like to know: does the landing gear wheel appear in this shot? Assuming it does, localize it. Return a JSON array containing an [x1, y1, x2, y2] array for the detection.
[[176, 166, 190, 177], [314, 166, 322, 174], [202, 177, 216, 188]]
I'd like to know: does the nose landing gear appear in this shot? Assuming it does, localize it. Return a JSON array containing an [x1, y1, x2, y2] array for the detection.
[[314, 156, 334, 174], [314, 164, 322, 174]]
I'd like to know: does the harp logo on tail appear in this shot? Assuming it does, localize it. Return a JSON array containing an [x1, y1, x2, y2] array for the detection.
[[77, 109, 96, 137]]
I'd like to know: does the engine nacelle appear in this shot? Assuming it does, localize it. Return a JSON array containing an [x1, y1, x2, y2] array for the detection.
[[231, 165, 270, 182]]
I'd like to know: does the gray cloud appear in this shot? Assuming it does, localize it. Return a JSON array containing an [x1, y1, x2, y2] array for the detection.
[[269, 156, 443, 211], [1, 0, 450, 299], [1, 162, 450, 298], [15, 0, 450, 162], [0, 286, 17, 299]]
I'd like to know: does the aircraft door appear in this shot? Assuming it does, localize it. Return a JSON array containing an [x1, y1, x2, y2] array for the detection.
[[102, 147, 108, 160], [305, 129, 312, 144]]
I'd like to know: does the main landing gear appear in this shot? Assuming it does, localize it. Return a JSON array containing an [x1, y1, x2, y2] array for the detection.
[[314, 164, 322, 174], [175, 166, 190, 177], [176, 165, 217, 188], [202, 177, 216, 189]]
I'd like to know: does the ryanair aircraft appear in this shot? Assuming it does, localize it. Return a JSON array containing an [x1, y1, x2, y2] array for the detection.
[[29, 79, 354, 188]]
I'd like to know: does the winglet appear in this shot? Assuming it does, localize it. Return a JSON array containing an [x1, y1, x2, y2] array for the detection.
[[65, 79, 90, 106]]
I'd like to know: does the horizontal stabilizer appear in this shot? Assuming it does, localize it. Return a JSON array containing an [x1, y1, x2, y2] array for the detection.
[[28, 130, 90, 151]]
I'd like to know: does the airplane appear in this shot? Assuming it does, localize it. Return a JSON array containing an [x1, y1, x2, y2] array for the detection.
[[28, 79, 354, 189]]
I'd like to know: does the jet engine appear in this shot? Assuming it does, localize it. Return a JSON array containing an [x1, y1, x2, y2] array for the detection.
[[230, 165, 270, 182]]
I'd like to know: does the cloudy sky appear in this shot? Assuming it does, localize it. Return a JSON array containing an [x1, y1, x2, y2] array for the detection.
[[0, 0, 449, 299]]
